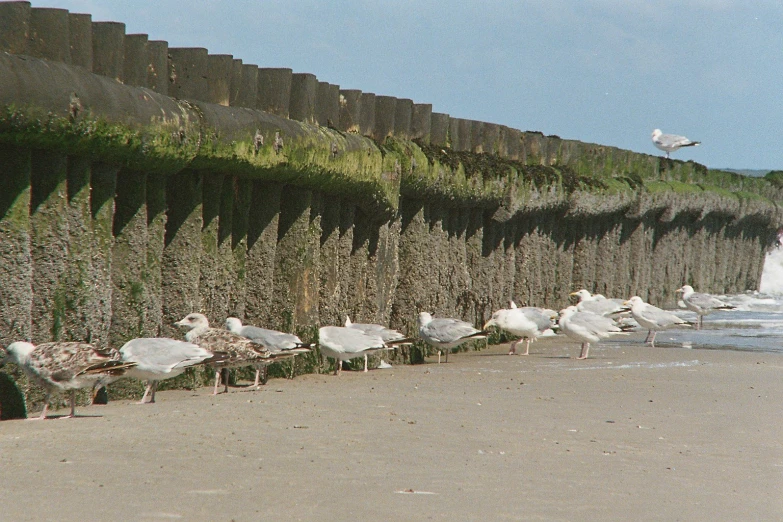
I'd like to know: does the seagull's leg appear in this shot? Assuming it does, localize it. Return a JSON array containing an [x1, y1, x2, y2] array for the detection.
[[698, 315, 703, 330], [333, 358, 339, 376], [150, 381, 158, 403], [30, 393, 51, 420], [253, 368, 261, 388], [445, 349, 449, 363], [644, 330, 652, 343], [223, 369, 230, 393], [650, 331, 657, 348], [437, 351, 441, 364], [59, 390, 77, 419], [364, 355, 370, 372], [137, 382, 153, 404], [288, 357, 295, 380], [523, 338, 531, 356], [212, 369, 221, 395], [508, 340, 518, 355], [577, 342, 590, 360]]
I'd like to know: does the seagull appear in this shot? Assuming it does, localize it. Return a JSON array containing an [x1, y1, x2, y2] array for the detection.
[[675, 285, 735, 330], [225, 317, 313, 385], [344, 316, 414, 369], [624, 296, 694, 347], [318, 326, 392, 375], [174, 313, 272, 394], [119, 338, 221, 404], [1, 341, 136, 419], [570, 289, 629, 317], [484, 306, 555, 355], [557, 306, 625, 360], [651, 129, 700, 159], [417, 312, 487, 363]]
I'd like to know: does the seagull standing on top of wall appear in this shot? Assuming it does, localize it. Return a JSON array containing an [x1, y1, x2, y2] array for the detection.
[[651, 129, 700, 158]]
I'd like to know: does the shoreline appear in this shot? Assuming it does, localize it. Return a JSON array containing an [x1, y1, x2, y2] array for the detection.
[[2, 336, 782, 520]]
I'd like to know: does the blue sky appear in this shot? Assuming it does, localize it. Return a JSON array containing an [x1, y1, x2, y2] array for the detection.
[[26, 0, 783, 170]]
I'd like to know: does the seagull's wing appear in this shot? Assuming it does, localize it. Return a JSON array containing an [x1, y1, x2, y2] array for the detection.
[[569, 313, 621, 339], [239, 325, 303, 351], [425, 319, 483, 343], [639, 304, 688, 328]]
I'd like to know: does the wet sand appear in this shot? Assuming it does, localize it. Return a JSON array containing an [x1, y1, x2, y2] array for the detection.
[[2, 335, 782, 521]]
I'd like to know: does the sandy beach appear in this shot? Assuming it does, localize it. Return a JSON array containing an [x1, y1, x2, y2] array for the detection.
[[1, 335, 782, 521]]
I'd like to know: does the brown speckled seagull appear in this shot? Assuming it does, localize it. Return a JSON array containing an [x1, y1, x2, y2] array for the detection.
[[174, 313, 273, 394], [1, 341, 136, 420]]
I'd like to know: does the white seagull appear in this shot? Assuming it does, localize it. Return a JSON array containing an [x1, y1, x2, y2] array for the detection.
[[417, 312, 487, 363], [483, 306, 555, 355], [119, 338, 220, 403], [570, 289, 629, 317], [175, 313, 272, 394], [624, 296, 694, 347], [1, 341, 136, 419], [225, 318, 313, 385], [344, 316, 413, 369], [557, 306, 625, 360], [651, 129, 700, 159], [675, 285, 735, 330], [318, 326, 391, 375]]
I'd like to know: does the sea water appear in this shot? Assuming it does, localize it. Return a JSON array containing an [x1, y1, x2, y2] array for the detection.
[[605, 244, 783, 354]]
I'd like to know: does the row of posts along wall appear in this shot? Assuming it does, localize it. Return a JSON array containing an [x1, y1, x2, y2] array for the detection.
[[0, 2, 780, 416]]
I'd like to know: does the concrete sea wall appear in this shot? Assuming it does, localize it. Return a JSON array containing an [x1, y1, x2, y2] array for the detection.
[[1, 2, 782, 417]]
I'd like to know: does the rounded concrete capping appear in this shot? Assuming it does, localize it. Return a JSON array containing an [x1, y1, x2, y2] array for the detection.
[[207, 54, 233, 106], [92, 21, 126, 83], [359, 92, 376, 137], [146, 40, 168, 95], [0, 1, 31, 55], [393, 98, 413, 139], [338, 89, 362, 133], [457, 119, 473, 152], [68, 12, 93, 71], [123, 34, 149, 88], [289, 72, 317, 124], [480, 122, 501, 156], [168, 47, 209, 102], [257, 67, 292, 117], [411, 103, 432, 143], [373, 95, 397, 141], [502, 126, 522, 160], [316, 81, 340, 127], [29, 8, 71, 64], [430, 112, 449, 147], [469, 120, 485, 153], [233, 62, 258, 109]]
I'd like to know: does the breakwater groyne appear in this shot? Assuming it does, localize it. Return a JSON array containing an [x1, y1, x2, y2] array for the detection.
[[1, 2, 781, 415]]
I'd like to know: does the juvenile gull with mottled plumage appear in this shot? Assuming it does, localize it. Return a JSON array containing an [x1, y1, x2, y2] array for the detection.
[[1, 341, 136, 419], [175, 313, 272, 394]]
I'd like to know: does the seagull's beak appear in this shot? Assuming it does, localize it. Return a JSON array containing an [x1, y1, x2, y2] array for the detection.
[[483, 319, 495, 330], [623, 300, 631, 306], [568, 292, 578, 296], [174, 319, 186, 327]]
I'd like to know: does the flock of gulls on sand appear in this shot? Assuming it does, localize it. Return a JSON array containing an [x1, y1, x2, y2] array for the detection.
[[0, 284, 735, 420]]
